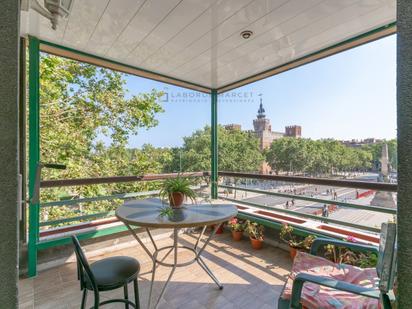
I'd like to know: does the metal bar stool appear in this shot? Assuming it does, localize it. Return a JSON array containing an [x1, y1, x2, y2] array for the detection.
[[71, 235, 140, 309]]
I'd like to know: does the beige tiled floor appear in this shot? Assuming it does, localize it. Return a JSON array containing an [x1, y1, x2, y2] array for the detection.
[[19, 231, 292, 309]]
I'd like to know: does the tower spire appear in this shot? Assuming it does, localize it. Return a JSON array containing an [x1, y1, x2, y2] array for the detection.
[[257, 94, 265, 119]]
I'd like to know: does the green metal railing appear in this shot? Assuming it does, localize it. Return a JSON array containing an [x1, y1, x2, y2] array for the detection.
[[26, 33, 398, 278], [217, 171, 397, 234], [27, 34, 220, 277], [27, 171, 208, 277]]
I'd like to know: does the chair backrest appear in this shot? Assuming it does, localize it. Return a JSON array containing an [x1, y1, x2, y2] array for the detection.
[[71, 235, 98, 291], [377, 222, 397, 293]]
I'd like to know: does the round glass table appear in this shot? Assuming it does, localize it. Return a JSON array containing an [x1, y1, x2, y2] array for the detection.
[[116, 198, 238, 309]]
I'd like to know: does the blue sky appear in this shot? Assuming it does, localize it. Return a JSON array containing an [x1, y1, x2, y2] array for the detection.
[[122, 34, 396, 148]]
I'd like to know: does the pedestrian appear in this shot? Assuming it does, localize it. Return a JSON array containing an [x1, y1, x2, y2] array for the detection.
[[322, 204, 329, 223], [291, 199, 295, 207], [285, 201, 289, 209]]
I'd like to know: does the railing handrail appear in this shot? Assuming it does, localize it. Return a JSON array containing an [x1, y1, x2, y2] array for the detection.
[[221, 196, 381, 233], [40, 171, 208, 188], [218, 184, 396, 214], [39, 170, 397, 191], [219, 171, 397, 192]]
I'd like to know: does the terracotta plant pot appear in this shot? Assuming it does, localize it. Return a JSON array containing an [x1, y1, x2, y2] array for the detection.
[[169, 192, 184, 208], [250, 237, 264, 250], [289, 247, 299, 260], [210, 224, 224, 234], [232, 230, 243, 241], [216, 224, 224, 234]]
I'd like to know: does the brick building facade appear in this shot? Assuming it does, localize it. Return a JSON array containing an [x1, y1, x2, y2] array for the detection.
[[224, 98, 302, 173]]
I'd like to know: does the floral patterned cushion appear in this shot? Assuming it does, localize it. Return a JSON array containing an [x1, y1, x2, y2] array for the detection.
[[281, 251, 380, 309]]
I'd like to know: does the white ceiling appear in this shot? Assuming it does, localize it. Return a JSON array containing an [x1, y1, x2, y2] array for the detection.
[[21, 0, 396, 91]]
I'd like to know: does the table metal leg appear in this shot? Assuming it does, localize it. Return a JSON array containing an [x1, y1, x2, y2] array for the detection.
[[124, 224, 157, 309], [124, 223, 224, 308], [194, 226, 207, 251], [124, 223, 153, 260], [147, 249, 158, 309], [196, 223, 220, 257], [152, 228, 179, 309], [146, 228, 158, 251], [197, 256, 223, 289], [194, 223, 223, 289]]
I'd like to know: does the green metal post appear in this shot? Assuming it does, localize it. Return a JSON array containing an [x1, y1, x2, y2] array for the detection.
[[28, 36, 40, 277], [211, 89, 218, 199]]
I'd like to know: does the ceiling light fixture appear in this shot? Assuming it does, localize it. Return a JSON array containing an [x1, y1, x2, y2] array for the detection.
[[240, 30, 253, 39], [30, 0, 74, 30]]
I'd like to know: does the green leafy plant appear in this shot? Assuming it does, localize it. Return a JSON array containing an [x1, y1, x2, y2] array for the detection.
[[228, 217, 245, 232], [245, 220, 264, 240], [159, 206, 174, 218], [159, 176, 197, 204], [280, 223, 316, 250], [323, 237, 378, 268], [358, 252, 378, 268]]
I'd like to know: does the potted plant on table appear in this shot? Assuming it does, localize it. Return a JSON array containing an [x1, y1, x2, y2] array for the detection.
[[245, 220, 264, 250], [159, 176, 197, 208], [228, 217, 245, 241], [280, 223, 316, 260]]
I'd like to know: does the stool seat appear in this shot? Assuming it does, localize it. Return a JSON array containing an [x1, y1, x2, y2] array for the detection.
[[88, 256, 140, 291]]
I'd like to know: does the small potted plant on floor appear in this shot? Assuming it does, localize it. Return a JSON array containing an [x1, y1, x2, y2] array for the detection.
[[159, 176, 197, 208], [280, 223, 316, 260], [228, 217, 244, 241], [245, 220, 264, 250], [216, 223, 225, 234]]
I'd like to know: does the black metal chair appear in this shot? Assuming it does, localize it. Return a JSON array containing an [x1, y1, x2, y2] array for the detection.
[[71, 235, 140, 309]]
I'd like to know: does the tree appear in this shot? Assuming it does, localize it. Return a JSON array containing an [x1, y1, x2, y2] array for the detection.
[[266, 138, 379, 175], [38, 54, 164, 223], [361, 139, 397, 170], [175, 125, 264, 173]]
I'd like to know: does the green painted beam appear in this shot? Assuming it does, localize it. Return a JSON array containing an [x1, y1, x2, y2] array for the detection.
[[211, 89, 218, 199], [38, 39, 211, 94], [28, 36, 40, 278], [221, 196, 380, 233], [218, 184, 396, 214], [217, 22, 396, 94]]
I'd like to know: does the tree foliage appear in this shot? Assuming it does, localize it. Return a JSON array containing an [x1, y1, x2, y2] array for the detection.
[[38, 54, 164, 223], [168, 126, 265, 173], [265, 138, 378, 175], [361, 140, 397, 170]]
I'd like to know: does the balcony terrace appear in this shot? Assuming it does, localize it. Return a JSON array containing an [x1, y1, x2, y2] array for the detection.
[[19, 231, 291, 309], [2, 0, 412, 308], [18, 171, 396, 308]]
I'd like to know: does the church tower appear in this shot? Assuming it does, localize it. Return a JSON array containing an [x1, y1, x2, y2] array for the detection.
[[253, 96, 283, 151], [253, 97, 271, 133]]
